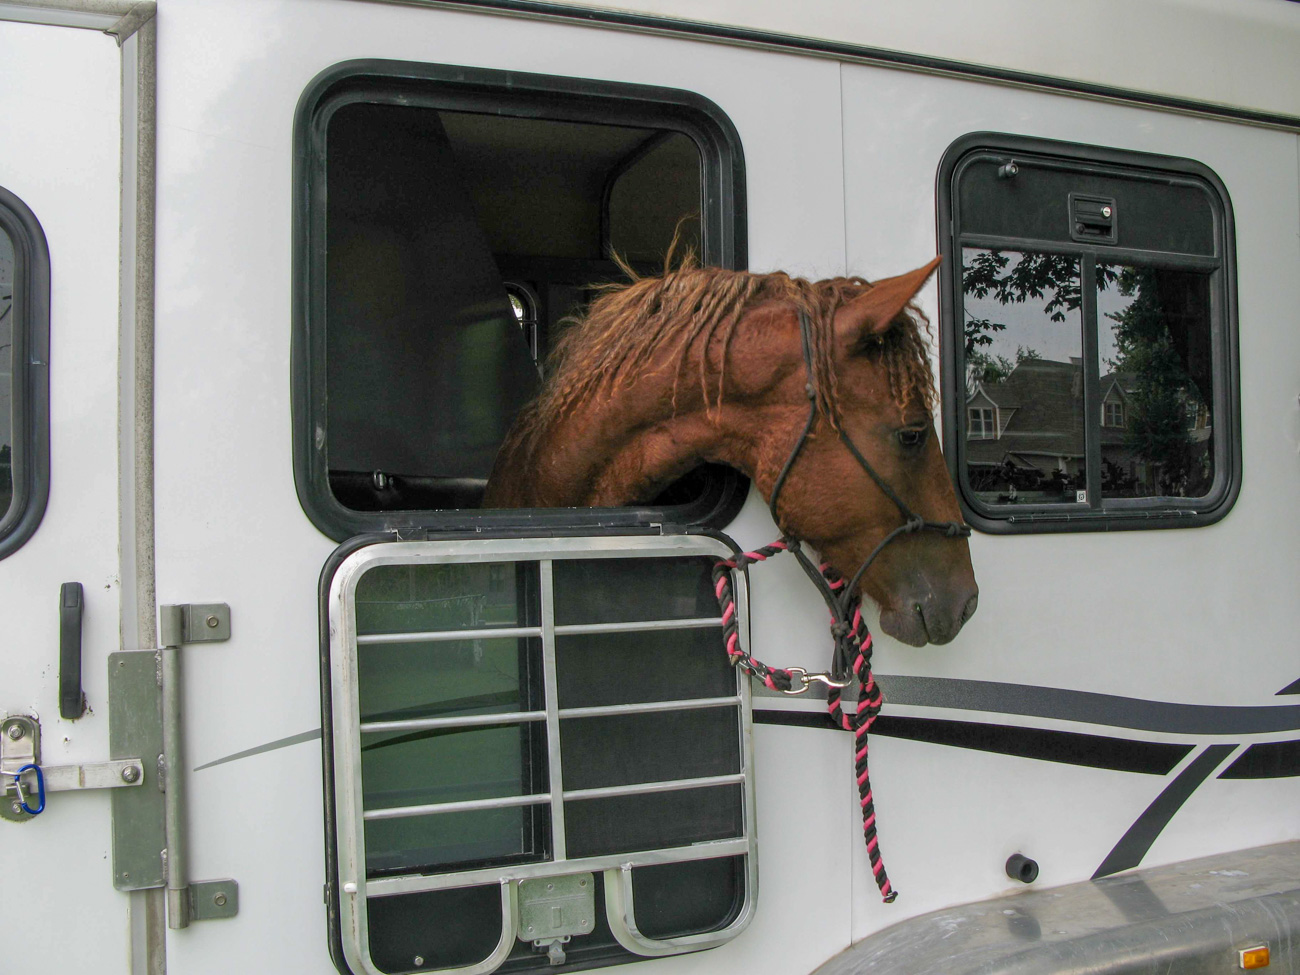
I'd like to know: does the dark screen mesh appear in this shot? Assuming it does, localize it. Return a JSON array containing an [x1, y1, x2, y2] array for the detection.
[[565, 785, 744, 859], [556, 628, 735, 709], [553, 556, 718, 624], [560, 709, 740, 790]]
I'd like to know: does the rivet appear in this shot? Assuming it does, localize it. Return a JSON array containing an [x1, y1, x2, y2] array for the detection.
[[213, 892, 227, 908], [413, 957, 425, 968], [206, 615, 219, 629], [546, 883, 554, 891], [6, 724, 24, 740], [580, 920, 589, 928], [579, 880, 587, 887]]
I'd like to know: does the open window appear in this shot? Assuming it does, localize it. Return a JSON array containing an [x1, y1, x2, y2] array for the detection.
[[0, 185, 50, 559], [322, 530, 756, 975], [938, 134, 1239, 532], [293, 62, 748, 540]]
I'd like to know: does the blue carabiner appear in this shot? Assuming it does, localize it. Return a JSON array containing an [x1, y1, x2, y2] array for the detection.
[[13, 764, 45, 815]]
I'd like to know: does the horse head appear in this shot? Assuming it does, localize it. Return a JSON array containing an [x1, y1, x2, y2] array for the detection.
[[733, 259, 978, 646]]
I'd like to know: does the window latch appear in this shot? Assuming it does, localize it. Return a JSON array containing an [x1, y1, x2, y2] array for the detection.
[[1069, 193, 1118, 244]]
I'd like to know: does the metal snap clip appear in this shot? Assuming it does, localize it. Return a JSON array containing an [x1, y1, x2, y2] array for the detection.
[[11, 764, 45, 816]]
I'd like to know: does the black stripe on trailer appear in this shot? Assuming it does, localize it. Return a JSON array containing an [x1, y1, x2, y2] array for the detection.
[[752, 710, 1191, 775]]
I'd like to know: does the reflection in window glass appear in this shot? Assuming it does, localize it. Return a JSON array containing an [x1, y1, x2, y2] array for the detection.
[[1097, 266, 1214, 499], [354, 560, 548, 876], [0, 228, 13, 522], [962, 249, 1087, 505]]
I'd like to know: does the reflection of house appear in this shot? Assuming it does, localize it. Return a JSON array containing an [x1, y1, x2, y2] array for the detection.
[[965, 358, 1207, 497], [966, 359, 1088, 485]]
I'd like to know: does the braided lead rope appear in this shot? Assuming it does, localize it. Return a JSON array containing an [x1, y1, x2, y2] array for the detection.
[[712, 541, 897, 902], [821, 564, 897, 903], [712, 540, 801, 693]]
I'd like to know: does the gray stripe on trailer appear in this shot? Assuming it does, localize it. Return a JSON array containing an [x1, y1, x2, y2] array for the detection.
[[194, 729, 322, 771], [878, 676, 1300, 735]]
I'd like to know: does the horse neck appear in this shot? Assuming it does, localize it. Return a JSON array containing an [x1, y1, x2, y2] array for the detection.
[[500, 323, 795, 507]]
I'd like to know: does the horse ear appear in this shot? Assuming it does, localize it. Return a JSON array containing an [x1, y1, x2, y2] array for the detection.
[[834, 256, 942, 349]]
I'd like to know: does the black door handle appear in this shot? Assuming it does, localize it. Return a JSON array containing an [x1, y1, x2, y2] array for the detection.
[[59, 582, 85, 719]]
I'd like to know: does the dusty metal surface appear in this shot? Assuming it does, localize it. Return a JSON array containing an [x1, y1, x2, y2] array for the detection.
[[814, 842, 1300, 975]]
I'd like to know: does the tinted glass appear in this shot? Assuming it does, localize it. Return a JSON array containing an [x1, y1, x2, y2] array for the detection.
[[355, 560, 548, 876], [1097, 265, 1215, 499], [356, 562, 539, 633], [962, 248, 1088, 505], [364, 802, 549, 876], [0, 228, 12, 521]]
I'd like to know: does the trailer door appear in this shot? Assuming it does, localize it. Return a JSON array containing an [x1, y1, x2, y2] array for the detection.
[[0, 12, 135, 969]]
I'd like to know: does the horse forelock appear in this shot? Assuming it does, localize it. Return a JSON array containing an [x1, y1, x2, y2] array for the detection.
[[509, 266, 935, 452]]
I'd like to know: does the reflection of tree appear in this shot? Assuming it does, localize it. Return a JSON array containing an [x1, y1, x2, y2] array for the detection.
[[1103, 267, 1209, 496], [962, 250, 1117, 356]]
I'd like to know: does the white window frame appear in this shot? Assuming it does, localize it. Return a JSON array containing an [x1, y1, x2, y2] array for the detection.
[[967, 406, 996, 439]]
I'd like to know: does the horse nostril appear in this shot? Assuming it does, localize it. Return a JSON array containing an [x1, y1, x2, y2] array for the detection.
[[961, 592, 979, 623]]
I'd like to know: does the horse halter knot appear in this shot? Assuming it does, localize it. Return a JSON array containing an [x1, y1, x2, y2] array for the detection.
[[710, 310, 970, 905]]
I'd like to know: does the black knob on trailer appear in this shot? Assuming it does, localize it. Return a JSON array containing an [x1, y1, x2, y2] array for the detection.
[[1006, 854, 1038, 884]]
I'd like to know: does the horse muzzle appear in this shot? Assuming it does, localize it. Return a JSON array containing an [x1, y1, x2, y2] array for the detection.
[[879, 583, 979, 647]]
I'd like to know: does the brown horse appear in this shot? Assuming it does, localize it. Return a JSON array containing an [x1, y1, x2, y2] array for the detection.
[[484, 258, 978, 646]]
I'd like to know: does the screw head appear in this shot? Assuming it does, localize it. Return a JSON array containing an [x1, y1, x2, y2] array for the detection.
[[205, 615, 219, 629], [413, 956, 425, 967], [213, 892, 228, 907], [6, 724, 24, 740], [121, 765, 140, 783], [11, 800, 23, 815], [1101, 205, 1113, 218], [546, 883, 554, 891]]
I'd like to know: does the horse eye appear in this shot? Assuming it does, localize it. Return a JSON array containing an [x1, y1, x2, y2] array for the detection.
[[896, 427, 928, 450]]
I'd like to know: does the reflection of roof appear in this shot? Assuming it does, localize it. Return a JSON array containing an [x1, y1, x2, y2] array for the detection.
[[968, 359, 1085, 462]]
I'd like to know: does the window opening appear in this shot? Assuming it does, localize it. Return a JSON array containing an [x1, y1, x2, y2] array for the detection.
[[325, 533, 756, 975], [294, 63, 747, 538], [939, 135, 1238, 531], [0, 186, 50, 559]]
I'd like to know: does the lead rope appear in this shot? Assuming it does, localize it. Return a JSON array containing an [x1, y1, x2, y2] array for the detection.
[[712, 543, 897, 902]]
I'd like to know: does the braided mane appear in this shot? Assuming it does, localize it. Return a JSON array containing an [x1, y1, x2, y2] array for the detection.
[[509, 264, 935, 452]]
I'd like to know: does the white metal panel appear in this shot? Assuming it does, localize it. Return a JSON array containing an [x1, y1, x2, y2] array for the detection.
[[840, 62, 1300, 940], [0, 15, 126, 969], [151, 0, 853, 971], [544, 0, 1300, 122]]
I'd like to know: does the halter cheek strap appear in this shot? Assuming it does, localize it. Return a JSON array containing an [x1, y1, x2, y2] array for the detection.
[[712, 310, 970, 903]]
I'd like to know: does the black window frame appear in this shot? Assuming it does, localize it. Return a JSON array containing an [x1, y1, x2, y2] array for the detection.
[[937, 133, 1241, 534], [0, 184, 51, 560], [292, 60, 749, 542]]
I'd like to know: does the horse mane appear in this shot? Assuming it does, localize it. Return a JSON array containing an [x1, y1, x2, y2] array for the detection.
[[508, 262, 936, 454]]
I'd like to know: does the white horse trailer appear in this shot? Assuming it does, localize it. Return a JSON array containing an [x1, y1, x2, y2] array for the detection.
[[2, 1, 1299, 973]]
